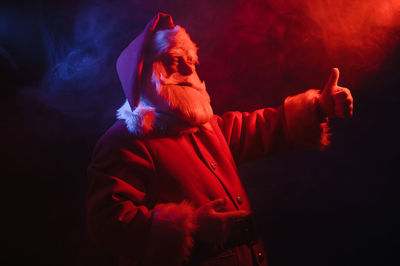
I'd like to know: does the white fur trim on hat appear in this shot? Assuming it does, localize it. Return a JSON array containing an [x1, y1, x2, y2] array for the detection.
[[117, 100, 156, 136]]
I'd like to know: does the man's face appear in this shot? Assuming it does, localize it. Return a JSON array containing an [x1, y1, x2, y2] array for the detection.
[[159, 41, 198, 79], [143, 27, 214, 126]]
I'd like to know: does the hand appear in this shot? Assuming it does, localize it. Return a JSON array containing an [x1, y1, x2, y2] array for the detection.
[[193, 198, 250, 245], [319, 68, 353, 118]]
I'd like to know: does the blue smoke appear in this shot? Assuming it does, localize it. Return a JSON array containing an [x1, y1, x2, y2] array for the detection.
[[41, 3, 108, 86], [36, 0, 151, 119]]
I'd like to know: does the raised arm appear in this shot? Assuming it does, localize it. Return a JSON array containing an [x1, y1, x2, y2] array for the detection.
[[215, 68, 353, 164]]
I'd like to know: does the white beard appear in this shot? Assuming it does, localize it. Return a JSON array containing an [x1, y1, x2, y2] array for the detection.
[[150, 62, 214, 126]]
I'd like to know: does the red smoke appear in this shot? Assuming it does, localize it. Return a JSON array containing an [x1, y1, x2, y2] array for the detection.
[[22, 0, 400, 117], [306, 0, 400, 72], [186, 0, 400, 112]]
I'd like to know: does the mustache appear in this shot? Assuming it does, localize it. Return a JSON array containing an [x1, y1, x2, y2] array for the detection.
[[159, 72, 206, 92]]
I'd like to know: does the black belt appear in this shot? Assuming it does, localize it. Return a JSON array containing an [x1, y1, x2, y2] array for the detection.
[[224, 213, 258, 249], [187, 214, 259, 264]]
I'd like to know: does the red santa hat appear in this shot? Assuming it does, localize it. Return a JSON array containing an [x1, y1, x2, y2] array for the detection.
[[116, 13, 175, 110]]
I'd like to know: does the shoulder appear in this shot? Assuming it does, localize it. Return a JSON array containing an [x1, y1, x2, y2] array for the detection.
[[92, 120, 152, 164], [210, 111, 245, 131], [96, 120, 137, 149]]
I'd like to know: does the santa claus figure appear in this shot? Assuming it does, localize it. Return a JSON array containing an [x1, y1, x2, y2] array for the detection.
[[86, 13, 353, 266]]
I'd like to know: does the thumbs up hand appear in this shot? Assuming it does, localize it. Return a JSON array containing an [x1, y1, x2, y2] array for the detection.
[[319, 68, 353, 118]]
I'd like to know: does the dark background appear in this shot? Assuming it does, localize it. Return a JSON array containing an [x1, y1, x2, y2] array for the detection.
[[1, 0, 399, 265]]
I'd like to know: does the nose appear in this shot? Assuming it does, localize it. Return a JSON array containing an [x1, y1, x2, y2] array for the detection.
[[177, 59, 193, 76]]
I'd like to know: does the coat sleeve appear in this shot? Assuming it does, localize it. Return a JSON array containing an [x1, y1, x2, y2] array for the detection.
[[215, 89, 330, 163], [86, 131, 197, 265]]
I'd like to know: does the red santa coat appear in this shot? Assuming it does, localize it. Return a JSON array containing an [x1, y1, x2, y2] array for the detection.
[[86, 89, 329, 266]]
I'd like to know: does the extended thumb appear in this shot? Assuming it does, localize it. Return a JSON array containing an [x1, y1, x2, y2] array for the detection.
[[325, 67, 340, 89]]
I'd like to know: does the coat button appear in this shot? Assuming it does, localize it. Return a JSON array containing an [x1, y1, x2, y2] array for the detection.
[[236, 196, 243, 205], [257, 251, 264, 264], [210, 162, 216, 169]]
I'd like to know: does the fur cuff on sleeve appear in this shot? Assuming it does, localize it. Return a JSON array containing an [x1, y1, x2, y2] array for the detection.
[[143, 201, 197, 265], [284, 89, 330, 150]]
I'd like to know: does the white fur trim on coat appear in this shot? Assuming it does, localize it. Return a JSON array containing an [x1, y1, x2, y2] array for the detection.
[[117, 100, 199, 136], [142, 201, 197, 265], [284, 89, 330, 150]]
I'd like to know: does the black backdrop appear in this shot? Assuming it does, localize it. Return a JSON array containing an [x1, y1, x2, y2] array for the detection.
[[1, 1, 399, 265]]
